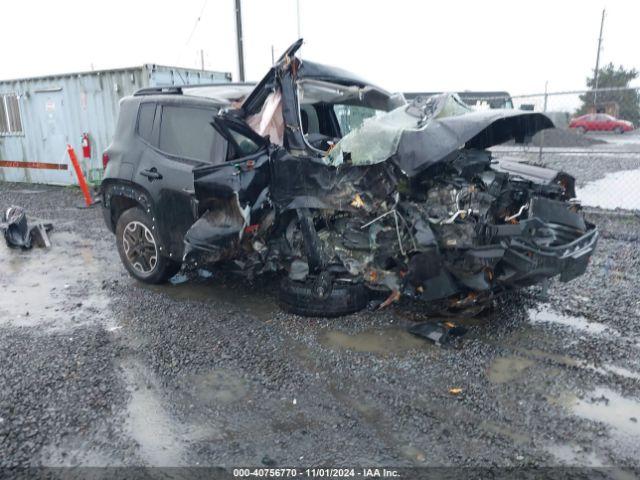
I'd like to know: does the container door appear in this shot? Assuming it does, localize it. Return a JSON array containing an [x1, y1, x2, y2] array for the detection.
[[34, 90, 72, 184]]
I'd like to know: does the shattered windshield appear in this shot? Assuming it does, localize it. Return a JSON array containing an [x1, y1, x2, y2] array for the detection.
[[333, 105, 385, 136], [326, 93, 472, 167]]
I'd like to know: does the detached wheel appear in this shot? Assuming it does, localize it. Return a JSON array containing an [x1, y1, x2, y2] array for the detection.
[[115, 207, 180, 284], [279, 275, 369, 317]]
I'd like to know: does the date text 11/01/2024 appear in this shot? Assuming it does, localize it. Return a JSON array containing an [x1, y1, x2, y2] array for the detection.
[[233, 468, 400, 477]]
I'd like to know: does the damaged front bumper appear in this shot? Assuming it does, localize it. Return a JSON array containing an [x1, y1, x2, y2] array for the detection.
[[503, 222, 598, 284], [404, 211, 598, 308]]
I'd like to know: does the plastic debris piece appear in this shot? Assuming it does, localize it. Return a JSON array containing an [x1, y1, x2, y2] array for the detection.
[[0, 205, 53, 249], [197, 268, 214, 279], [409, 322, 447, 345], [449, 388, 462, 395], [408, 322, 468, 346], [169, 273, 189, 285]]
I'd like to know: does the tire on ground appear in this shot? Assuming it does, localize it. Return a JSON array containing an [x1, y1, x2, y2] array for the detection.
[[115, 207, 181, 284], [278, 276, 369, 317]]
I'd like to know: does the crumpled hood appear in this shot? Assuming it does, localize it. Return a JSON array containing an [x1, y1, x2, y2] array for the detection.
[[395, 108, 553, 177], [326, 94, 553, 178]]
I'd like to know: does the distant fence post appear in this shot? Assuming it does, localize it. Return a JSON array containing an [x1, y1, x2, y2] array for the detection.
[[538, 81, 549, 163]]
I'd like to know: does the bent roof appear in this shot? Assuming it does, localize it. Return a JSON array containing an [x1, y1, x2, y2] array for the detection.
[[298, 60, 382, 90]]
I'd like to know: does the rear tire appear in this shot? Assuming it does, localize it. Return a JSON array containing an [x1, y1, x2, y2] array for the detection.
[[576, 126, 587, 134], [278, 276, 369, 317], [115, 207, 181, 284], [614, 126, 624, 134]]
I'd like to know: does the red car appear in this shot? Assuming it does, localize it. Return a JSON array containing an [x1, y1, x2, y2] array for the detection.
[[569, 113, 634, 134]]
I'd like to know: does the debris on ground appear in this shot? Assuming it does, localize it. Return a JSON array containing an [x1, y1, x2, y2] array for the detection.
[[0, 205, 53, 249], [448, 387, 463, 395], [407, 321, 468, 346], [168, 273, 189, 285], [197, 268, 214, 279]]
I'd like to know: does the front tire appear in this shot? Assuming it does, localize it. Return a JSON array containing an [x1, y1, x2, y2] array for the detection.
[[278, 275, 370, 317], [115, 207, 180, 284]]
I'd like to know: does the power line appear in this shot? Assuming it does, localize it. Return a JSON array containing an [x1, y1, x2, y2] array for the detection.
[[176, 0, 209, 66], [185, 0, 209, 47]]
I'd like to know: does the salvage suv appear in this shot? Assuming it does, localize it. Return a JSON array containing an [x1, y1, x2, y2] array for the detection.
[[101, 40, 598, 317]]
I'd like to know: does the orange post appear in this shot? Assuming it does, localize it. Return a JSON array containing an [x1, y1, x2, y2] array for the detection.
[[67, 145, 93, 207]]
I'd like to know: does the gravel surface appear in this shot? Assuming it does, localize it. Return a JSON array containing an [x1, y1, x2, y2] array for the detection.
[[530, 128, 606, 148], [1, 181, 639, 469]]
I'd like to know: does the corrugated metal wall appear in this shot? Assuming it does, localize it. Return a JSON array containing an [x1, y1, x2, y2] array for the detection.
[[0, 65, 230, 185]]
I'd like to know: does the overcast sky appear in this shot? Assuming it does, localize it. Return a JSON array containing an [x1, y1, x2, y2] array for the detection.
[[2, 0, 639, 98]]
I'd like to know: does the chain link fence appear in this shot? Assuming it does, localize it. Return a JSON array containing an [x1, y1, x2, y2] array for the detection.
[[485, 86, 640, 213]]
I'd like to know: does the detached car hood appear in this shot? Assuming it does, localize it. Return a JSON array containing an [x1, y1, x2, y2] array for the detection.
[[326, 93, 553, 178]]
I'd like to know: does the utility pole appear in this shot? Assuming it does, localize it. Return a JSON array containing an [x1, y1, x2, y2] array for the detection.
[[593, 9, 606, 108], [200, 49, 205, 71], [235, 0, 245, 82]]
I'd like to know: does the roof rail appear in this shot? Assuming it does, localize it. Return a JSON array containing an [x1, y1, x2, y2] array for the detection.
[[181, 81, 256, 89], [134, 86, 183, 96]]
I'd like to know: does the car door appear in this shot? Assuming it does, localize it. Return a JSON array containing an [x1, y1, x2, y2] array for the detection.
[[133, 101, 221, 259], [192, 115, 271, 209], [593, 114, 605, 131], [584, 114, 596, 131], [603, 114, 616, 131]]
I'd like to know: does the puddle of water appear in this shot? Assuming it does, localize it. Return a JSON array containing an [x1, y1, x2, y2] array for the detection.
[[487, 356, 536, 384], [593, 364, 640, 381], [529, 307, 610, 335], [271, 412, 314, 434], [577, 168, 640, 210], [320, 327, 431, 355], [570, 387, 640, 438], [515, 347, 640, 382], [0, 232, 111, 330], [544, 442, 604, 467], [146, 279, 277, 322], [186, 369, 249, 405], [40, 441, 122, 467], [516, 348, 581, 368], [12, 189, 43, 194], [121, 359, 186, 466]]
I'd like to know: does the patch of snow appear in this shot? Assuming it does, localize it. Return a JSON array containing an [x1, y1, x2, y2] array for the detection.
[[577, 169, 640, 210]]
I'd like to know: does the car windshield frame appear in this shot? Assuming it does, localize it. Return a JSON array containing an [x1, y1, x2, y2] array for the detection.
[[295, 79, 404, 155]]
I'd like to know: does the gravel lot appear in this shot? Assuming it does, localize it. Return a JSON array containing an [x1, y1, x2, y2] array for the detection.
[[1, 165, 640, 470]]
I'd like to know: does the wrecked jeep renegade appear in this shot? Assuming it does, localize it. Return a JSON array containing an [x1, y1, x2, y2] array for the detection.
[[101, 40, 598, 317]]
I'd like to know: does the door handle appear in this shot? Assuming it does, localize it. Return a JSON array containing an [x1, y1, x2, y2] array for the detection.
[[140, 167, 163, 181]]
